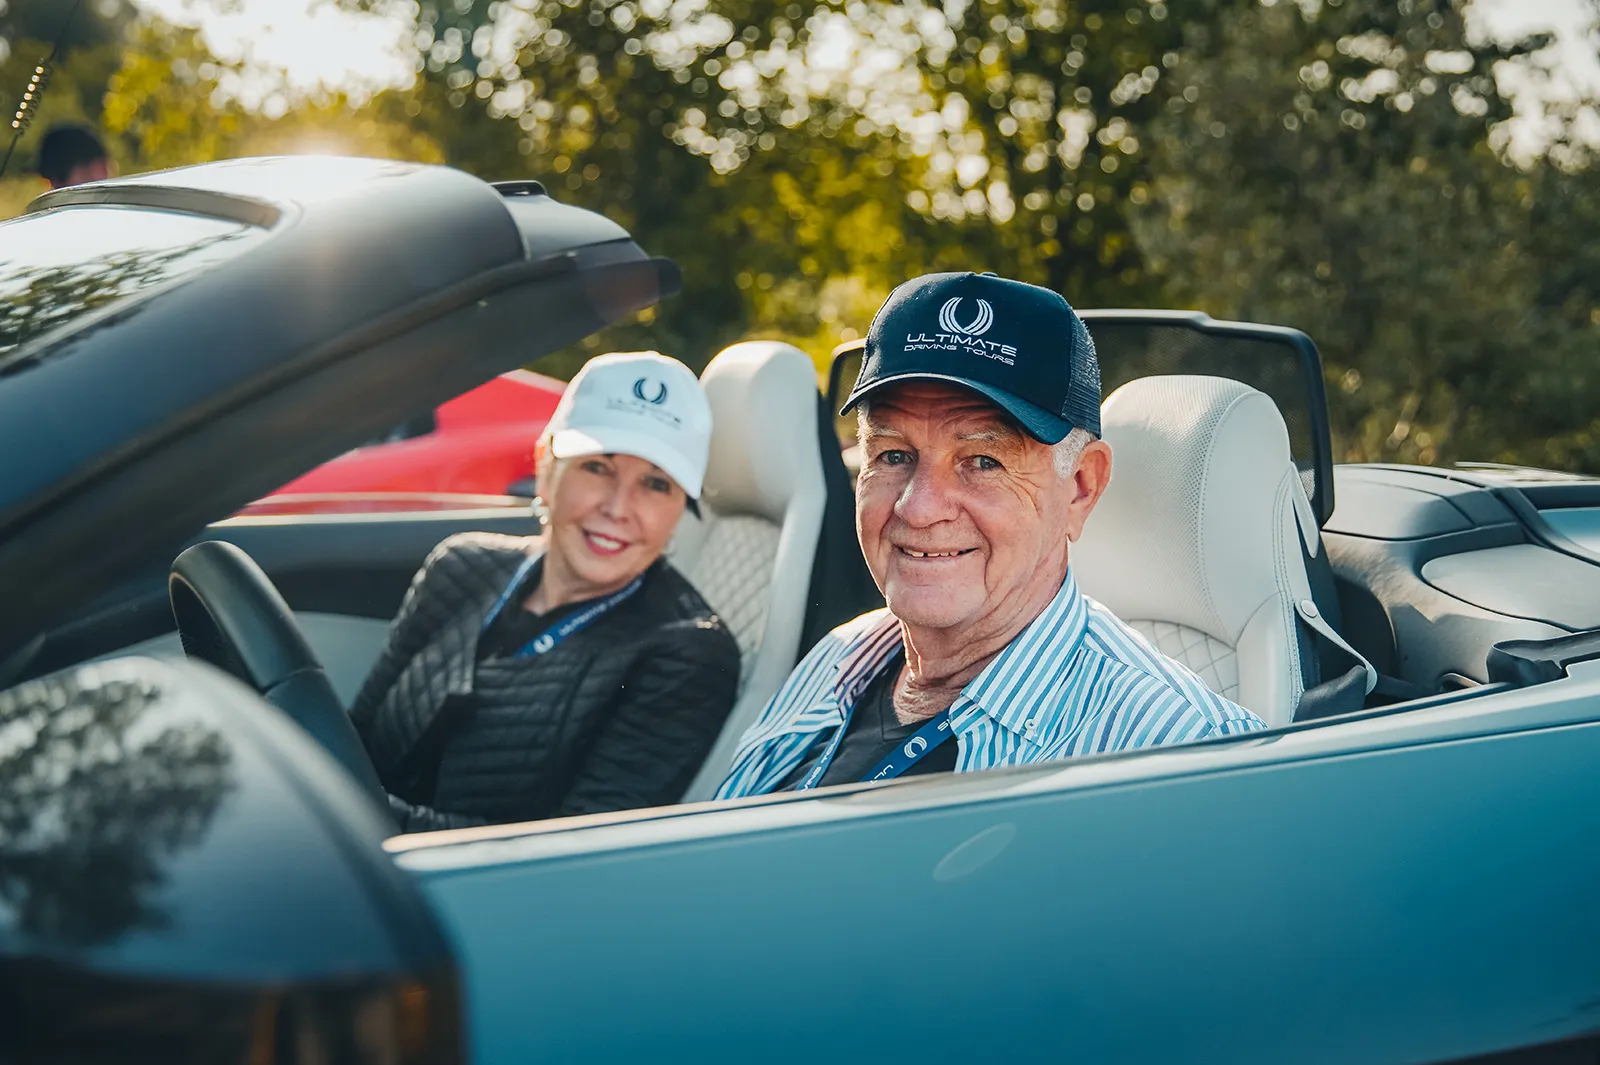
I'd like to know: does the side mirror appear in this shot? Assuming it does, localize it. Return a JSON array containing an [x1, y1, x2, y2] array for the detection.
[[0, 656, 464, 1064]]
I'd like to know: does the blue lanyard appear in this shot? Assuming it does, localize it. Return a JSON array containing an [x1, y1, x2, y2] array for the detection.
[[862, 711, 953, 782], [796, 687, 955, 790], [481, 555, 643, 658]]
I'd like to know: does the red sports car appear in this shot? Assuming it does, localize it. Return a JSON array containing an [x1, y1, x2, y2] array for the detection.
[[266, 369, 564, 503]]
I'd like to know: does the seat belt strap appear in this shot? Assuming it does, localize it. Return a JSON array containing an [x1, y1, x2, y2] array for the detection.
[[1294, 598, 1377, 695], [1292, 597, 1383, 722]]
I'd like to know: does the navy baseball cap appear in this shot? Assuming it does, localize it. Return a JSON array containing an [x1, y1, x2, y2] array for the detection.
[[842, 271, 1102, 442]]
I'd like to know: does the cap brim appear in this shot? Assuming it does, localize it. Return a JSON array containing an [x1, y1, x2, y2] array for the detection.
[[842, 372, 1074, 445], [549, 425, 704, 499]]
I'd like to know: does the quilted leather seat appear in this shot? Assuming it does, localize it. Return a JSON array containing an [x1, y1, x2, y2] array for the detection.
[[670, 341, 828, 799], [1071, 375, 1328, 728]]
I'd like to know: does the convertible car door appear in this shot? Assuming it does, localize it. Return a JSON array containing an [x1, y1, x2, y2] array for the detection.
[[31, 504, 539, 700], [390, 664, 1600, 1065]]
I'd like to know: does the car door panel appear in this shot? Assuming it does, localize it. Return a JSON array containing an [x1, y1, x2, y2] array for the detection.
[[396, 716, 1600, 1065], [213, 509, 538, 617], [30, 509, 538, 682], [104, 611, 393, 706]]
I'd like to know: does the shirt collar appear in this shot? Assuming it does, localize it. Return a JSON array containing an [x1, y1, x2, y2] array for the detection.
[[960, 567, 1089, 742], [832, 609, 903, 706], [831, 568, 1090, 742]]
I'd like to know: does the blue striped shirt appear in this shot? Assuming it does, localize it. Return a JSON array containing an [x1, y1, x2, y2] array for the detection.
[[715, 567, 1266, 799]]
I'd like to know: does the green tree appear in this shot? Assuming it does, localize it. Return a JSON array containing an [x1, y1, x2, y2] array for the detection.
[[1132, 0, 1596, 466], [0, 0, 131, 187], [98, 19, 444, 173], [350, 0, 811, 371], [887, 0, 1239, 303], [1, 0, 132, 54], [9, 0, 1600, 476]]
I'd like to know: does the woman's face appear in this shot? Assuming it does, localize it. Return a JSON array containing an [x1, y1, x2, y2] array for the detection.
[[539, 450, 688, 595]]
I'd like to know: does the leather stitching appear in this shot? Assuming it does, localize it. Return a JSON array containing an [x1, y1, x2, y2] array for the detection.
[[1129, 619, 1240, 700]]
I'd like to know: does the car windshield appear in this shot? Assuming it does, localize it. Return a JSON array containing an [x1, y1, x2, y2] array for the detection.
[[0, 205, 263, 364]]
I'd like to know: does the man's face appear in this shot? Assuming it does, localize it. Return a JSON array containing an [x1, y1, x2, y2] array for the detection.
[[856, 381, 1109, 636]]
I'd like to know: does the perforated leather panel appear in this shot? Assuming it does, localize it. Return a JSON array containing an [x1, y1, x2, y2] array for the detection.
[[675, 512, 780, 687], [1128, 620, 1241, 701], [674, 342, 829, 801], [1073, 375, 1317, 726]]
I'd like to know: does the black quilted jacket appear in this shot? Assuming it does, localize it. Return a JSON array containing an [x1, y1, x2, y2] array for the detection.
[[349, 532, 740, 831]]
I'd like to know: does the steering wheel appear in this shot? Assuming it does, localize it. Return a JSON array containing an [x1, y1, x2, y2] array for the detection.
[[168, 540, 387, 805]]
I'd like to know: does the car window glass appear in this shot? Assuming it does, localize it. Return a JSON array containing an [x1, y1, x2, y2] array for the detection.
[[0, 206, 262, 361]]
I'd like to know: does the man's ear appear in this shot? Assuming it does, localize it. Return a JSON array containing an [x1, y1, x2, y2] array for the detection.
[[1064, 439, 1113, 542]]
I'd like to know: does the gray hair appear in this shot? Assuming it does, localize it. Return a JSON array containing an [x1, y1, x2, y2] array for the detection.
[[1052, 427, 1095, 479], [857, 400, 1095, 481]]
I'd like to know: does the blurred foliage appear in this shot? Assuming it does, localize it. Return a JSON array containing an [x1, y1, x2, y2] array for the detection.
[[1, 0, 134, 53], [98, 19, 445, 169], [0, 12, 442, 222], [1136, 0, 1600, 467], [3, 0, 1600, 469]]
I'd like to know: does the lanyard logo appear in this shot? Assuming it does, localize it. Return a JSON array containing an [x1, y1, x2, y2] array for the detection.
[[482, 555, 643, 659], [903, 735, 929, 758]]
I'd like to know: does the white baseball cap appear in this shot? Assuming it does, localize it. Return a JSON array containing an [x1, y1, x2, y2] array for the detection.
[[545, 351, 712, 500]]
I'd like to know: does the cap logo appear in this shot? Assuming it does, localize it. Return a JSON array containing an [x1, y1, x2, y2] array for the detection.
[[605, 373, 682, 426], [938, 297, 994, 338], [632, 377, 669, 405], [904, 294, 1015, 365]]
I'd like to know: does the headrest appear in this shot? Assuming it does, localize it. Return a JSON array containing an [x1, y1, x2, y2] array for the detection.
[[698, 341, 821, 524], [1072, 375, 1300, 645]]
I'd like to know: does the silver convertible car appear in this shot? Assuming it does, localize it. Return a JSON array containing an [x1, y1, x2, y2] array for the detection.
[[2, 157, 1597, 1065]]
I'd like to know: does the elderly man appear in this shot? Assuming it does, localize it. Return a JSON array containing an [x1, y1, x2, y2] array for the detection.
[[717, 272, 1265, 798]]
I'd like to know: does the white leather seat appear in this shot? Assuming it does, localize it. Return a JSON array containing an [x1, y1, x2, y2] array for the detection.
[[670, 341, 827, 799], [1071, 375, 1331, 728]]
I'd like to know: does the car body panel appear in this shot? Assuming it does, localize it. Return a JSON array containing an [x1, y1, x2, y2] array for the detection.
[[0, 655, 460, 1055], [393, 666, 1600, 1063], [2, 159, 524, 512], [30, 505, 540, 686]]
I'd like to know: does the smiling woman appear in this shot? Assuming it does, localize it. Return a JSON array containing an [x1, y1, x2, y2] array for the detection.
[[348, 351, 743, 832]]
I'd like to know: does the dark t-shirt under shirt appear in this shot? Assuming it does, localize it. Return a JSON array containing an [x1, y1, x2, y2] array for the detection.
[[778, 654, 959, 790], [476, 558, 586, 662]]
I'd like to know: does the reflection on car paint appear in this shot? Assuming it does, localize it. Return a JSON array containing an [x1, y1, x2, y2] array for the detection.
[[0, 207, 263, 366], [0, 666, 232, 946]]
